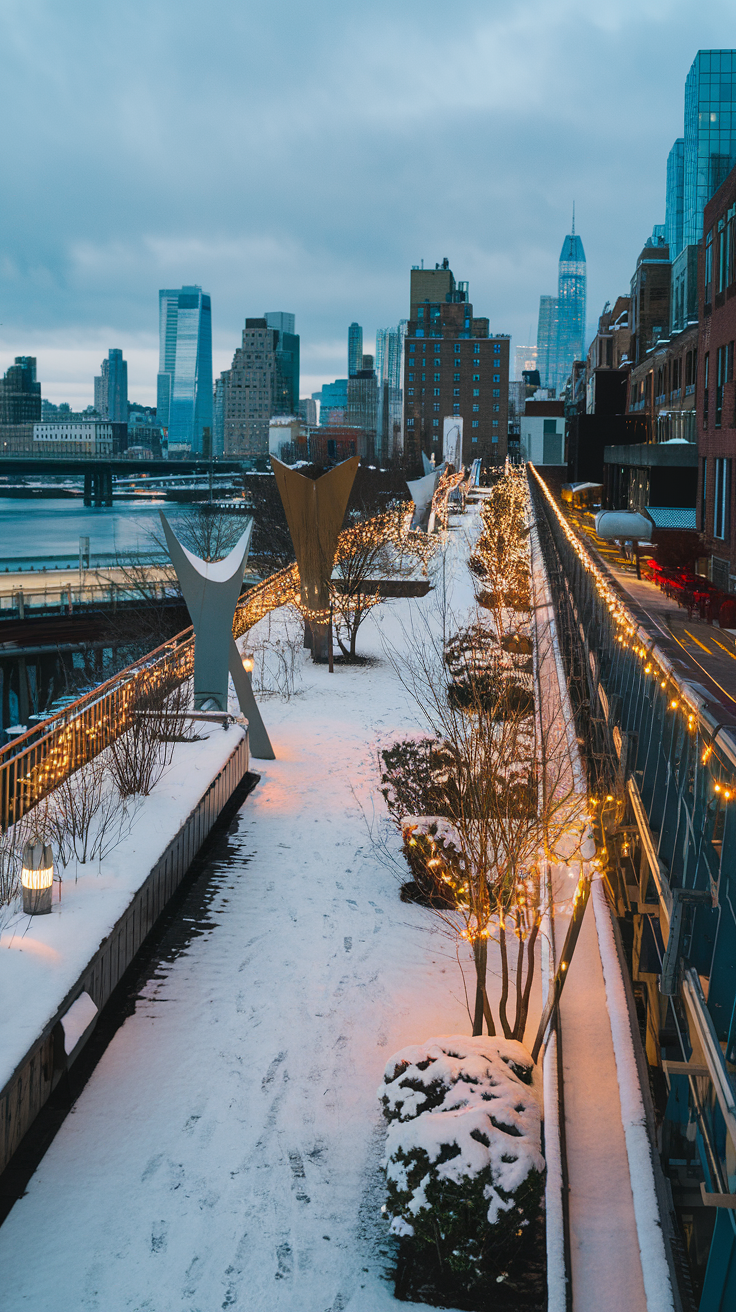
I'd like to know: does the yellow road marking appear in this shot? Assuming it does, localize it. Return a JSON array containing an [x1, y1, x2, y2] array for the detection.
[[711, 636, 736, 662], [683, 629, 713, 653]]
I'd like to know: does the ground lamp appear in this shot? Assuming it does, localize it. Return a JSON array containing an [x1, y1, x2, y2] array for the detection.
[[159, 513, 275, 760], [22, 838, 54, 915], [271, 455, 359, 661]]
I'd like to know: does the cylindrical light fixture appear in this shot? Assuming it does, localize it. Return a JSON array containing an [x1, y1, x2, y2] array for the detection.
[[21, 839, 54, 915]]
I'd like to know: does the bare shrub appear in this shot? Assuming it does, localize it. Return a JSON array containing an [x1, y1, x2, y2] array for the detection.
[[44, 755, 135, 867], [108, 673, 192, 798]]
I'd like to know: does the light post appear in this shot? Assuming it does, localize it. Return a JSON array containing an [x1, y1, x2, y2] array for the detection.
[[21, 839, 54, 915]]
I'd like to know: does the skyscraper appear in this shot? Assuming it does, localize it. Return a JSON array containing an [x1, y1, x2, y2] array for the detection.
[[665, 139, 685, 257], [264, 312, 299, 415], [0, 356, 41, 454], [157, 286, 213, 454], [663, 52, 736, 335], [684, 51, 736, 250], [536, 222, 587, 395], [348, 323, 363, 378], [376, 322, 407, 462], [94, 349, 128, 422]]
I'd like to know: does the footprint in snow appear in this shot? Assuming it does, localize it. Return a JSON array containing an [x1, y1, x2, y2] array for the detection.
[[344, 937, 352, 952]]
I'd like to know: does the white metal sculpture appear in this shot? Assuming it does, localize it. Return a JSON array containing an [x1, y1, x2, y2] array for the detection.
[[159, 513, 275, 759], [407, 464, 446, 531]]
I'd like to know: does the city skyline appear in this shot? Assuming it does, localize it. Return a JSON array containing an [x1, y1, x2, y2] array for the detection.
[[0, 5, 733, 408]]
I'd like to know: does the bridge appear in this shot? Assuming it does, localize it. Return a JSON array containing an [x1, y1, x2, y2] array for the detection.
[[0, 456, 250, 505]]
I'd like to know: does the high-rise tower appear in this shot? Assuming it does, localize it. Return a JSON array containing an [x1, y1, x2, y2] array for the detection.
[[536, 218, 586, 395], [348, 323, 363, 378], [157, 286, 213, 454], [94, 349, 128, 423]]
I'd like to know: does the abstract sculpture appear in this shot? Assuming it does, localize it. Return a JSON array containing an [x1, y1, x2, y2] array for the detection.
[[271, 455, 359, 661], [442, 416, 463, 472], [159, 513, 275, 759], [407, 464, 446, 531]]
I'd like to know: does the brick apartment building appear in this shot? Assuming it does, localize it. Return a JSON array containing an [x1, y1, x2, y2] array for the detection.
[[402, 260, 509, 472], [698, 165, 736, 589]]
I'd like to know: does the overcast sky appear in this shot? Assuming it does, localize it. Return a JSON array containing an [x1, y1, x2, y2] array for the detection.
[[0, 0, 733, 407]]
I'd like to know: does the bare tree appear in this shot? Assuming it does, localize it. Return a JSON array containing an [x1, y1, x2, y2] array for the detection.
[[381, 470, 588, 1039]]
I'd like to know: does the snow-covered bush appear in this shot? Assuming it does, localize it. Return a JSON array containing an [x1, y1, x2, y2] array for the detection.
[[379, 1036, 544, 1298]]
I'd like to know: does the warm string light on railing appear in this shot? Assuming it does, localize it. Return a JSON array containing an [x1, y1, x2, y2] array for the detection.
[[528, 463, 736, 799]]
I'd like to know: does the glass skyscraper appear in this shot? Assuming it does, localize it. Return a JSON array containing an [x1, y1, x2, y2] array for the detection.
[[348, 322, 363, 377], [94, 349, 128, 423], [536, 225, 586, 396], [157, 286, 213, 454], [665, 138, 685, 257], [665, 51, 736, 260]]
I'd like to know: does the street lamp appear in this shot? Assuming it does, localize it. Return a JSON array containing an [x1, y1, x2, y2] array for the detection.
[[21, 839, 54, 915]]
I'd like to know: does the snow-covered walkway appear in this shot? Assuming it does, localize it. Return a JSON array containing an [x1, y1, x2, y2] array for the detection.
[[0, 526, 489, 1312]]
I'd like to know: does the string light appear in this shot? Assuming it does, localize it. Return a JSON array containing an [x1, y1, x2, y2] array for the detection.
[[527, 463, 736, 801]]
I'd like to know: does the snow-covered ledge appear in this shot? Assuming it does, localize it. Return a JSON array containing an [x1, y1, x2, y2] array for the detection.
[[0, 724, 249, 1174]]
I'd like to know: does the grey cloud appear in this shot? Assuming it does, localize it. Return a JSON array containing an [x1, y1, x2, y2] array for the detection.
[[0, 0, 733, 395]]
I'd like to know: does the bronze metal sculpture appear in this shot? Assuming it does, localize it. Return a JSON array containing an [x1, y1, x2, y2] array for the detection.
[[271, 455, 359, 660]]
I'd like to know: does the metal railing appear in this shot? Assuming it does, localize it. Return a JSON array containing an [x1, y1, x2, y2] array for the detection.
[[0, 563, 297, 830], [528, 463, 736, 1306]]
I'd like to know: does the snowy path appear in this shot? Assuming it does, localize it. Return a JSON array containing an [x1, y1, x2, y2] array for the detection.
[[0, 533, 488, 1312]]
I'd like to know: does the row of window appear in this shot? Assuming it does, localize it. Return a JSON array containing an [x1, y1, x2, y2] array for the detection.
[[701, 456, 732, 540], [704, 202, 736, 301], [408, 342, 502, 355], [703, 341, 735, 427], [406, 417, 500, 429], [407, 373, 501, 383]]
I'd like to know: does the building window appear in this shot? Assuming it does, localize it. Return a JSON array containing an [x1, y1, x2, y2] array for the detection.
[[717, 345, 725, 427], [472, 374, 480, 381], [704, 352, 709, 427], [433, 403, 440, 412], [453, 388, 460, 397], [433, 372, 440, 381], [719, 216, 726, 293], [705, 228, 714, 306], [472, 388, 480, 397], [472, 420, 479, 428], [407, 388, 414, 397], [493, 404, 500, 412], [492, 389, 500, 398], [409, 345, 416, 353], [474, 344, 481, 354], [454, 344, 461, 354], [492, 420, 499, 427], [472, 404, 479, 412], [407, 417, 414, 426], [701, 457, 707, 533], [714, 457, 731, 539], [433, 418, 439, 427], [493, 374, 500, 382], [493, 343, 500, 353]]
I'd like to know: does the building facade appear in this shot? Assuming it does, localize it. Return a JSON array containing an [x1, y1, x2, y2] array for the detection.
[[33, 419, 113, 457], [0, 356, 42, 454], [156, 286, 213, 455], [402, 261, 509, 471], [348, 323, 363, 378], [265, 312, 299, 415], [347, 354, 378, 459], [536, 225, 587, 395], [312, 378, 348, 427], [376, 322, 406, 463], [94, 349, 128, 423], [697, 160, 736, 588], [223, 318, 276, 459]]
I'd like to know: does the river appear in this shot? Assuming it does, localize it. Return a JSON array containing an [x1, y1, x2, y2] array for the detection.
[[0, 499, 196, 565]]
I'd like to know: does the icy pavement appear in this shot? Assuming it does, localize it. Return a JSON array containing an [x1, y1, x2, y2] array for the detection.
[[0, 529, 485, 1312]]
